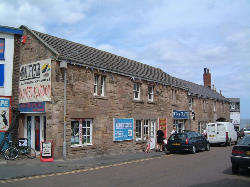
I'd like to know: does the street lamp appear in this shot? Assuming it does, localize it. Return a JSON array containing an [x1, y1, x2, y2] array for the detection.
[[60, 60, 67, 160]]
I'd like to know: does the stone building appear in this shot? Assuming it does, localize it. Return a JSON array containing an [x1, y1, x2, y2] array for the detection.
[[16, 25, 229, 159], [0, 26, 23, 147]]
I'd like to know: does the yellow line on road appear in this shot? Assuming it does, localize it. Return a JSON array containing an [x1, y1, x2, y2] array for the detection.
[[0, 153, 172, 184]]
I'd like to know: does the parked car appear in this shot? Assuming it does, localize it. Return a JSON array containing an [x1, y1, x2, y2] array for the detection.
[[166, 131, 210, 154], [243, 128, 250, 136], [206, 122, 237, 145], [231, 135, 250, 174]]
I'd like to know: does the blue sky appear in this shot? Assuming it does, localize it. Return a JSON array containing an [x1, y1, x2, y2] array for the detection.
[[1, 0, 249, 118]]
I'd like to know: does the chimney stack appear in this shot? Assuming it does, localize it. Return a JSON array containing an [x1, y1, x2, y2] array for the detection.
[[203, 68, 211, 88]]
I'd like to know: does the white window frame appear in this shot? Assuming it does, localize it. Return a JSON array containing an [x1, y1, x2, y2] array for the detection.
[[172, 89, 176, 104], [133, 83, 140, 100], [71, 119, 93, 147], [101, 76, 105, 96], [189, 98, 193, 110], [143, 120, 149, 140], [203, 100, 206, 112], [94, 75, 99, 96], [135, 120, 142, 141], [148, 86, 154, 102]]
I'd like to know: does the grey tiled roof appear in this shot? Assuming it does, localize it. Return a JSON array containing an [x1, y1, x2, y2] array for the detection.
[[228, 98, 240, 103], [180, 79, 228, 101], [21, 25, 228, 101]]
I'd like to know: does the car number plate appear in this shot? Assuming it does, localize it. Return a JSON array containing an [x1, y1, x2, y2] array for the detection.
[[173, 143, 180, 146], [209, 135, 215, 137], [246, 151, 250, 155]]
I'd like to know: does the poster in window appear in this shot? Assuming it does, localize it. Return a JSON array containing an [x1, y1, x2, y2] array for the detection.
[[113, 118, 134, 141], [0, 96, 11, 132], [159, 118, 167, 139]]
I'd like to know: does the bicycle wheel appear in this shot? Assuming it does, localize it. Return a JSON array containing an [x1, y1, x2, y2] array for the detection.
[[4, 147, 19, 160], [26, 147, 36, 159]]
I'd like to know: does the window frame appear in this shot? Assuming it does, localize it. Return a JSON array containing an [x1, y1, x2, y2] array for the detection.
[[100, 76, 106, 96], [133, 83, 140, 100], [172, 89, 177, 104], [189, 98, 193, 110], [135, 120, 142, 141], [94, 75, 99, 96], [0, 38, 5, 60], [143, 120, 150, 140], [213, 101, 217, 112], [71, 119, 93, 146], [148, 86, 154, 102]]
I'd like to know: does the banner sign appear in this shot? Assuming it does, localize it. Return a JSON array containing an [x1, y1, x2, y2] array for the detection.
[[0, 39, 4, 60], [19, 59, 51, 104], [173, 110, 189, 119], [0, 64, 4, 87], [113, 118, 133, 141], [159, 118, 167, 138], [0, 96, 11, 132], [18, 102, 45, 113], [40, 140, 54, 162]]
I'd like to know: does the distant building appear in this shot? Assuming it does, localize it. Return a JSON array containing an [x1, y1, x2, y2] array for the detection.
[[228, 98, 240, 131]]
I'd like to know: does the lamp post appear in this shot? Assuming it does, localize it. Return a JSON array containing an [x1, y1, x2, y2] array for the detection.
[[60, 61, 67, 160]]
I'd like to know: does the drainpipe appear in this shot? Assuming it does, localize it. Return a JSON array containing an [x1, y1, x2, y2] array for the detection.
[[60, 61, 67, 160]]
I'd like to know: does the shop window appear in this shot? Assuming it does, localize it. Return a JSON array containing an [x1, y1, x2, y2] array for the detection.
[[133, 83, 140, 100], [71, 119, 92, 146], [148, 86, 154, 102], [135, 120, 142, 141], [0, 39, 5, 60], [143, 120, 149, 140]]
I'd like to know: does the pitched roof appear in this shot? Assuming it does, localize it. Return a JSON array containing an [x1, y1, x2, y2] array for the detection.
[[21, 25, 228, 102]]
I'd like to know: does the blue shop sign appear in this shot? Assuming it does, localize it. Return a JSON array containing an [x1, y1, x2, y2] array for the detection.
[[173, 110, 189, 119], [18, 102, 45, 113], [113, 118, 133, 141]]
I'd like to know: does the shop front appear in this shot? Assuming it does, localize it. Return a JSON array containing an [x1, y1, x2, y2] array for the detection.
[[173, 110, 189, 133], [19, 102, 46, 151]]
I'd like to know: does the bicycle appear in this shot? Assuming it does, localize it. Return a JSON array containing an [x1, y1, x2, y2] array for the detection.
[[18, 138, 36, 159], [3, 137, 19, 160]]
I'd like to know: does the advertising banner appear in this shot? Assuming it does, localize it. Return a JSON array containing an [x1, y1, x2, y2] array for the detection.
[[113, 118, 133, 141], [40, 140, 54, 162], [0, 96, 11, 132], [159, 118, 167, 138], [19, 59, 51, 104]]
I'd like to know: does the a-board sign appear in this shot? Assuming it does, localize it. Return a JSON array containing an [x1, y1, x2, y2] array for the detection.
[[40, 140, 54, 162]]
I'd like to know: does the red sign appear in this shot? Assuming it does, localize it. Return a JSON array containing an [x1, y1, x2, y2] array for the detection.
[[159, 118, 167, 138]]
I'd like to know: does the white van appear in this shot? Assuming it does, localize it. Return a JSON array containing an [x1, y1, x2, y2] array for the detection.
[[206, 122, 237, 145]]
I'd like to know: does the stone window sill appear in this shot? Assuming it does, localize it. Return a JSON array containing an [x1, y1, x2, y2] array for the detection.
[[147, 101, 156, 104], [93, 95, 108, 100], [133, 100, 144, 104]]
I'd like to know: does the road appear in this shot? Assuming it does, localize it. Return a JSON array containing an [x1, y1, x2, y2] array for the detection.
[[1, 145, 250, 187]]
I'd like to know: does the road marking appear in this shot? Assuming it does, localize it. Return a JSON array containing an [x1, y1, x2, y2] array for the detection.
[[0, 153, 172, 184]]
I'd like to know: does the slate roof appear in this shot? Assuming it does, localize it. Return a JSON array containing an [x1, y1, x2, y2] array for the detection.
[[228, 98, 240, 103], [21, 25, 228, 102]]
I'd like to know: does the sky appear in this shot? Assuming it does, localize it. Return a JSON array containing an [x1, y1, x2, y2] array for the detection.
[[0, 0, 249, 118]]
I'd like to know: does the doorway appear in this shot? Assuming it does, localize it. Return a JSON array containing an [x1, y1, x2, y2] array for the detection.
[[150, 121, 156, 149], [24, 114, 46, 151]]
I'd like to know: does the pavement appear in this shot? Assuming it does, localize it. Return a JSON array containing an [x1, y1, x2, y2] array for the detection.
[[0, 150, 165, 180]]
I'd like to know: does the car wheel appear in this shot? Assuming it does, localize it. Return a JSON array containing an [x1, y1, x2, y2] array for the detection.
[[232, 164, 239, 174], [191, 145, 196, 154], [227, 139, 232, 146], [205, 143, 210, 151]]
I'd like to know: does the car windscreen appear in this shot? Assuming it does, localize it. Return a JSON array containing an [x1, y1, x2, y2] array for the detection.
[[238, 136, 250, 146], [169, 134, 187, 141]]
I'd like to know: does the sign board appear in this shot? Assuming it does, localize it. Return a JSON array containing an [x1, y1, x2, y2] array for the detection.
[[173, 110, 189, 119], [158, 118, 167, 138], [0, 39, 4, 60], [40, 140, 54, 162], [18, 102, 45, 113], [0, 64, 4, 87], [19, 59, 51, 103], [0, 96, 11, 132], [113, 118, 133, 141]]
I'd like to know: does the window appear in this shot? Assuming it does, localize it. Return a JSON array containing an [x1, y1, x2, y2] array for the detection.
[[71, 119, 92, 146], [143, 120, 149, 140], [94, 75, 99, 95], [148, 86, 154, 102], [213, 101, 216, 112], [101, 76, 105, 96], [230, 103, 235, 110], [135, 120, 142, 140], [0, 39, 5, 60], [71, 121, 80, 145], [94, 75, 106, 96], [172, 89, 176, 104], [203, 100, 206, 112], [133, 83, 140, 100], [189, 98, 193, 110]]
